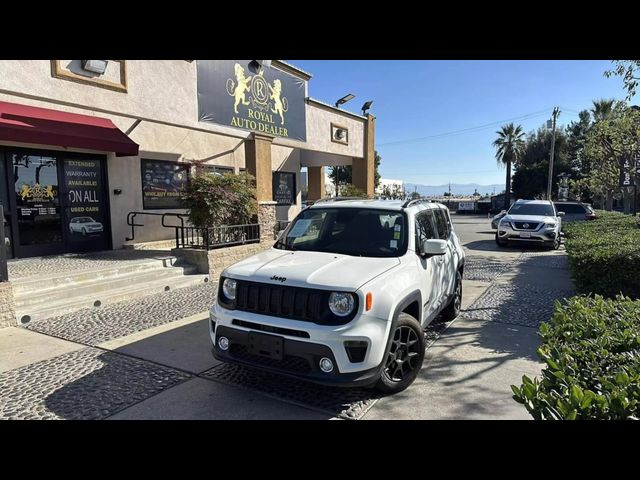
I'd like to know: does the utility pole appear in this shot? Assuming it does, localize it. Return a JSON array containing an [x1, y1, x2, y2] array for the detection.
[[547, 107, 560, 200]]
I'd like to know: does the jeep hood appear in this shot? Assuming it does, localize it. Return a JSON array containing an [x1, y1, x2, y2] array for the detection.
[[223, 248, 401, 291]]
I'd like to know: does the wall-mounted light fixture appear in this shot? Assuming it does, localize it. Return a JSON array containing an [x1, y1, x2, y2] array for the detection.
[[113, 188, 122, 195], [361, 100, 373, 116], [81, 60, 108, 75], [335, 93, 355, 108]]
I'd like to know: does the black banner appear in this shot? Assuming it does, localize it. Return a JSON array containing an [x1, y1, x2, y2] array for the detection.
[[64, 158, 108, 247], [620, 155, 635, 187], [197, 60, 306, 141], [141, 159, 189, 209], [273, 172, 296, 206]]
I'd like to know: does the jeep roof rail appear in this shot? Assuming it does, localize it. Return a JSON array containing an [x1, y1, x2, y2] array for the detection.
[[314, 196, 368, 203], [402, 198, 432, 208]]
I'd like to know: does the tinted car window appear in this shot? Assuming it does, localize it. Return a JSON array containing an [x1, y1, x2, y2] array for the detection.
[[433, 208, 449, 240], [508, 203, 555, 216], [275, 208, 408, 258], [415, 210, 437, 247], [555, 203, 585, 214]]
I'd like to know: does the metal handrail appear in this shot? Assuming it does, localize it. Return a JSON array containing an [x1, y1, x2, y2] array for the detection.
[[0, 204, 8, 282], [126, 211, 189, 248]]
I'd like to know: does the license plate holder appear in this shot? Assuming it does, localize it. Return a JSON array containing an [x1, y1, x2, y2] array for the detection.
[[519, 232, 532, 238], [248, 331, 284, 361]]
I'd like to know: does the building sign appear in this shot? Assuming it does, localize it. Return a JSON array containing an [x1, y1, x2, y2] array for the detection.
[[63, 158, 107, 247], [273, 172, 296, 206], [620, 155, 635, 187], [197, 60, 306, 141], [141, 159, 189, 209]]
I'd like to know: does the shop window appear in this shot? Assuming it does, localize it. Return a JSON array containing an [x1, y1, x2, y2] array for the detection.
[[197, 164, 234, 176], [141, 159, 189, 210]]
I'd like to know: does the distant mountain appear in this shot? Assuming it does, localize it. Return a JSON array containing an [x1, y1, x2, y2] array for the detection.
[[404, 183, 504, 197]]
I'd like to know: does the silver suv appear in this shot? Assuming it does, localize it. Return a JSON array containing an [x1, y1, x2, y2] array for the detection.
[[495, 199, 563, 249]]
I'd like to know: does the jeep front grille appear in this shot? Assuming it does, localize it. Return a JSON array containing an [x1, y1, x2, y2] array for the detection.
[[220, 280, 358, 325]]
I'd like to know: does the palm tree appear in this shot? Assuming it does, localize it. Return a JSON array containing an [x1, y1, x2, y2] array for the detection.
[[591, 99, 615, 122], [493, 123, 525, 208]]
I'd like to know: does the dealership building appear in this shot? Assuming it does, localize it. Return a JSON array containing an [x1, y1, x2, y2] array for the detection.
[[0, 60, 376, 260]]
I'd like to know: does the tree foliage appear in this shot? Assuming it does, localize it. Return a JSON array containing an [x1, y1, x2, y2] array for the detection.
[[338, 183, 368, 198], [582, 102, 640, 208], [604, 60, 640, 101], [511, 127, 571, 200], [493, 123, 526, 205], [181, 172, 258, 228]]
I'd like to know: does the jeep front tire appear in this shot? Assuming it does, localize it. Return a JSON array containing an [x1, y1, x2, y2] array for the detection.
[[375, 313, 425, 394]]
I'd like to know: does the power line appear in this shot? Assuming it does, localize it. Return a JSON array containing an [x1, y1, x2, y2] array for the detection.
[[377, 108, 555, 147]]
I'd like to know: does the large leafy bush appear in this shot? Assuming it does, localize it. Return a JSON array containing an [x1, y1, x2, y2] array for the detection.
[[512, 295, 640, 420], [181, 172, 257, 228], [564, 211, 640, 298]]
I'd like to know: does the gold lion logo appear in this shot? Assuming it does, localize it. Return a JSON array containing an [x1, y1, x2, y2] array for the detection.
[[269, 79, 286, 125], [232, 63, 252, 114], [19, 184, 30, 200]]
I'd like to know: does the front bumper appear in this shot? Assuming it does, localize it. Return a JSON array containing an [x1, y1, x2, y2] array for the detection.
[[209, 301, 390, 387], [497, 222, 559, 244]]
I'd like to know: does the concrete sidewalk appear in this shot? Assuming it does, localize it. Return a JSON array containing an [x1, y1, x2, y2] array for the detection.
[[0, 216, 575, 420], [363, 248, 573, 420]]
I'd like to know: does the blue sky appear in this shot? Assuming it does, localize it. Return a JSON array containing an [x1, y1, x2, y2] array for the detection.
[[290, 60, 632, 186]]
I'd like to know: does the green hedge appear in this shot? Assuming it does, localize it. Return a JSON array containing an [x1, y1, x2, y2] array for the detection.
[[512, 295, 640, 420], [564, 211, 640, 298]]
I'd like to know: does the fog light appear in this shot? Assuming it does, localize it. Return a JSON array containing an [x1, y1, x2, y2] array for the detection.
[[218, 336, 230, 351], [319, 357, 334, 373]]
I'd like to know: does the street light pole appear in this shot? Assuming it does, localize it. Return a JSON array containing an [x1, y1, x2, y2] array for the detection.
[[547, 107, 560, 200]]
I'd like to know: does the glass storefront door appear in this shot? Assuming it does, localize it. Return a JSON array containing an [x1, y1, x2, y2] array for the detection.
[[13, 152, 64, 257], [3, 148, 110, 258]]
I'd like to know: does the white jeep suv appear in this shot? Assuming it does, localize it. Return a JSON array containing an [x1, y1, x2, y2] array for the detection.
[[209, 198, 465, 393], [495, 199, 564, 249]]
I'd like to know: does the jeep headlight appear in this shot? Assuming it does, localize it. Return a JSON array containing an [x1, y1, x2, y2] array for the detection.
[[499, 219, 509, 227], [222, 278, 237, 300], [544, 222, 557, 228], [328, 292, 355, 317]]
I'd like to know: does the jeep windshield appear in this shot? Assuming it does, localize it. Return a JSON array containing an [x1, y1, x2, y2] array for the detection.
[[274, 208, 408, 258], [508, 203, 555, 216]]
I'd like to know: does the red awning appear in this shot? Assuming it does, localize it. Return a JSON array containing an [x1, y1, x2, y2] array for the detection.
[[0, 100, 139, 157]]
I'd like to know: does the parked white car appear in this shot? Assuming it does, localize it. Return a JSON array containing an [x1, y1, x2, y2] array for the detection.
[[209, 198, 465, 393], [69, 217, 103, 236]]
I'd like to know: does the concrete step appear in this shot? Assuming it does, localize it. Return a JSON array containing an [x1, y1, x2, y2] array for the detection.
[[16, 273, 210, 323], [11, 255, 182, 294], [13, 264, 199, 308]]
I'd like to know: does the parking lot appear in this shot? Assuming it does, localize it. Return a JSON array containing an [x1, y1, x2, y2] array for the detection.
[[0, 214, 574, 420]]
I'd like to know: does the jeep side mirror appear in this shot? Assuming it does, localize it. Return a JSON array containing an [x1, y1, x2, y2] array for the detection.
[[557, 211, 565, 217], [421, 239, 447, 257]]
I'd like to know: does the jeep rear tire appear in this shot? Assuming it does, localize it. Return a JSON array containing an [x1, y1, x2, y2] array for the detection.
[[375, 313, 425, 394], [440, 270, 462, 322]]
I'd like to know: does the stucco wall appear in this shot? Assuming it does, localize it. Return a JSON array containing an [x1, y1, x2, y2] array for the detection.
[[0, 61, 365, 155], [0, 61, 367, 249]]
